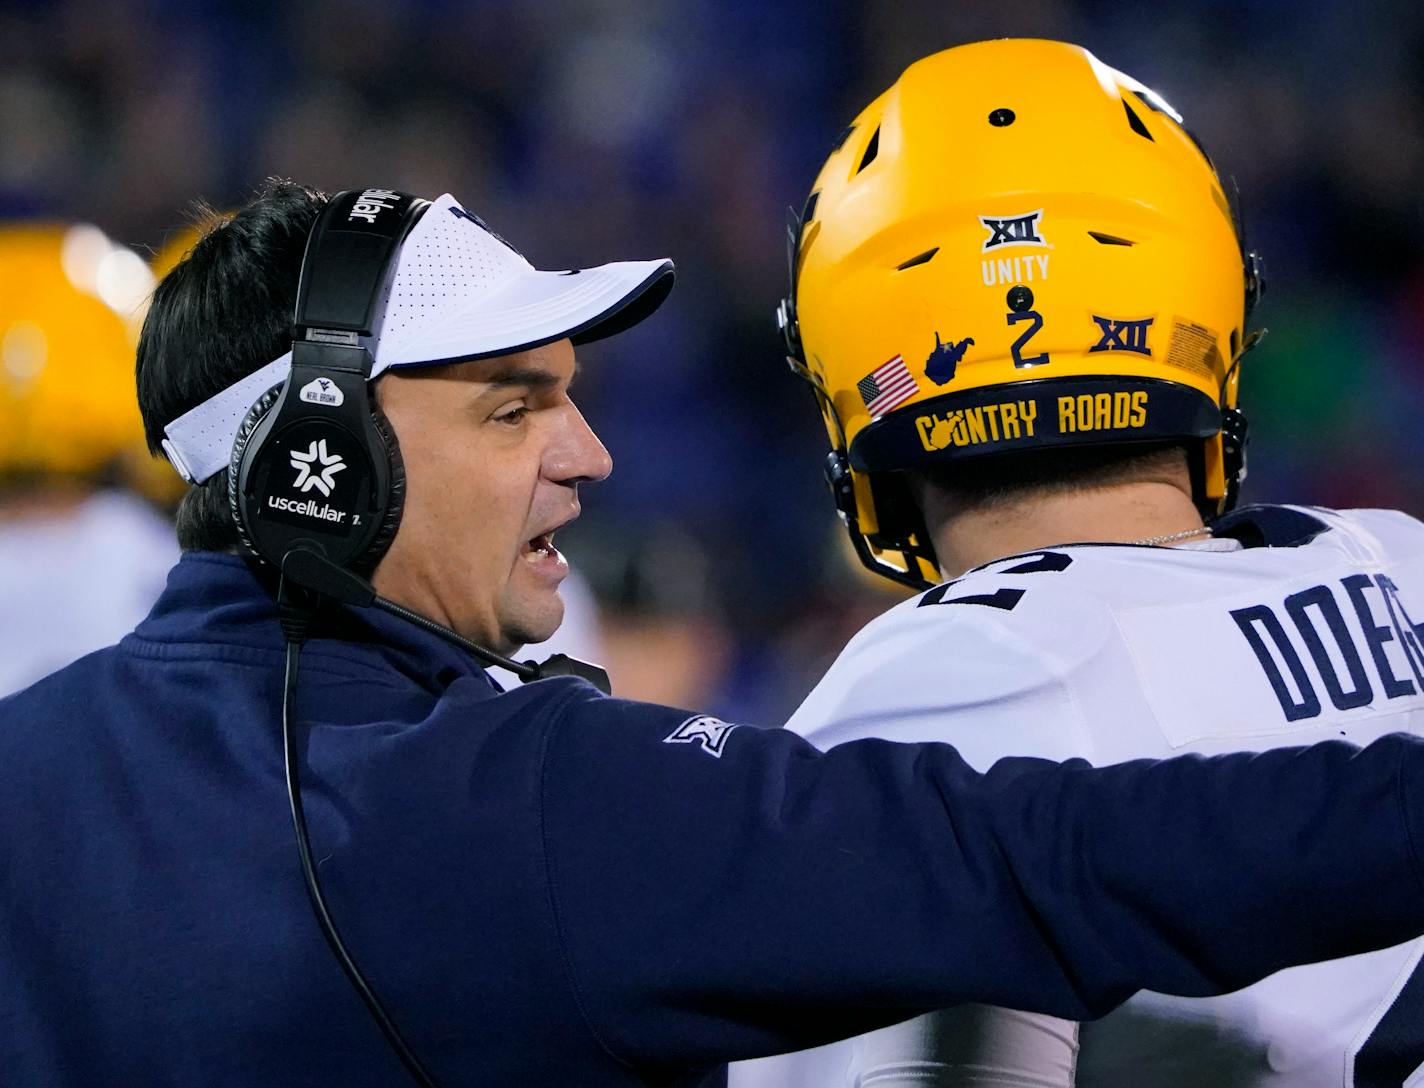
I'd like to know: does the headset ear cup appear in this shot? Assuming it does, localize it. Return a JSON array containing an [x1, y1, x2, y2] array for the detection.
[[353, 405, 405, 575], [227, 384, 286, 563]]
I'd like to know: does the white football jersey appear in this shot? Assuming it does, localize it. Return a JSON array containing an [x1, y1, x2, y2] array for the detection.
[[730, 505, 1424, 1088], [0, 491, 178, 697]]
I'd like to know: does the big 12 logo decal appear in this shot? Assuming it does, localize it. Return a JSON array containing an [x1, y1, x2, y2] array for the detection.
[[980, 210, 1050, 288]]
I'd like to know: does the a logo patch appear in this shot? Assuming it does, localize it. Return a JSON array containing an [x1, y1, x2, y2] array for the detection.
[[664, 715, 738, 758], [447, 204, 526, 258], [1089, 315, 1154, 356], [448, 205, 491, 230], [290, 439, 347, 497], [299, 377, 346, 408], [925, 333, 974, 386], [857, 355, 920, 416], [980, 210, 1046, 252]]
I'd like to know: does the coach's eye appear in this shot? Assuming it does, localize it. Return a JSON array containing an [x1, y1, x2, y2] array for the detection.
[[492, 403, 530, 425]]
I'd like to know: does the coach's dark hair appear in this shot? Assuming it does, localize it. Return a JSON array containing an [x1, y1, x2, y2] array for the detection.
[[136, 180, 328, 551]]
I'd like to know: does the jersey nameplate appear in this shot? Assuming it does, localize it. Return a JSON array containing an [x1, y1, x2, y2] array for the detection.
[[1119, 566, 1424, 748]]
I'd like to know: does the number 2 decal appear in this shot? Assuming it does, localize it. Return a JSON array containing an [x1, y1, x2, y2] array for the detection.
[[1007, 309, 1050, 368]]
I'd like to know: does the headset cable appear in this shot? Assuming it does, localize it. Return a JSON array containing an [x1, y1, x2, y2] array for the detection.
[[279, 575, 442, 1088]]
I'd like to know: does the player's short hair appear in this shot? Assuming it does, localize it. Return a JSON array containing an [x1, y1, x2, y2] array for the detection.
[[136, 180, 327, 551], [909, 441, 1190, 513]]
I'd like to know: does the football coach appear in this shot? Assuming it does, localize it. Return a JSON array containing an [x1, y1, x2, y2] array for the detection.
[[3, 181, 1424, 1088]]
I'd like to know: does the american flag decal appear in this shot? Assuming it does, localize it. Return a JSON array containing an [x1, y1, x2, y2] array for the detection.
[[856, 355, 919, 416]]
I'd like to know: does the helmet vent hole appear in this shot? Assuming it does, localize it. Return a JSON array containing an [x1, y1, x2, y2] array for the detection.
[[856, 126, 881, 173], [896, 247, 939, 271], [1230, 328, 1241, 357], [802, 191, 820, 224], [1088, 232, 1135, 246], [1123, 99, 1154, 141]]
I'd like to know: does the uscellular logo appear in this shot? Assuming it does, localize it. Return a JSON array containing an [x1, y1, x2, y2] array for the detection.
[[266, 494, 348, 523], [289, 439, 346, 497]]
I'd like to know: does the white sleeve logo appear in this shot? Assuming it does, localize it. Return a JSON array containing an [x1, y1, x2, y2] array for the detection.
[[663, 715, 738, 758]]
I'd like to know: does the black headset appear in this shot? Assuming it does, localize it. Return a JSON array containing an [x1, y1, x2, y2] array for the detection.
[[229, 187, 417, 580], [226, 188, 610, 1087]]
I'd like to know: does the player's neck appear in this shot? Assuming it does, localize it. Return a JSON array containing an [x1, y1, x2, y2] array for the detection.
[[925, 479, 1205, 579]]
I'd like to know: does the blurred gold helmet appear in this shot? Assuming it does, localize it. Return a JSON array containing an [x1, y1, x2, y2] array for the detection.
[[778, 39, 1262, 589], [0, 223, 157, 483]]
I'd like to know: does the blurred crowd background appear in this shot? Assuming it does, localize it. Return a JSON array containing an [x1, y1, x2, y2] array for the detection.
[[4, 0, 1424, 720]]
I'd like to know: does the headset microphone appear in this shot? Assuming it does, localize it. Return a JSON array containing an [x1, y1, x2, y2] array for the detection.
[[279, 548, 611, 691]]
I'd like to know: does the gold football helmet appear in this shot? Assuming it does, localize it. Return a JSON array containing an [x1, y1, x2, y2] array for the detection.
[[0, 223, 155, 481], [778, 39, 1263, 588]]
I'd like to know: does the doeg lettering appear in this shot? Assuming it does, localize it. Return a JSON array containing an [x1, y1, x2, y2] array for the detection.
[[1230, 574, 1424, 721]]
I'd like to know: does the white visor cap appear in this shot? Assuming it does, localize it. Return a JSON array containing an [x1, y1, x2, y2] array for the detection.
[[161, 193, 674, 485]]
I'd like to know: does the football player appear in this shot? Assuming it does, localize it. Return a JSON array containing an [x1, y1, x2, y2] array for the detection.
[[0, 223, 178, 695], [731, 38, 1424, 1088]]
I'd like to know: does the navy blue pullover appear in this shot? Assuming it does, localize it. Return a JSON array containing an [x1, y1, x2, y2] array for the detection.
[[3, 552, 1424, 1086]]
